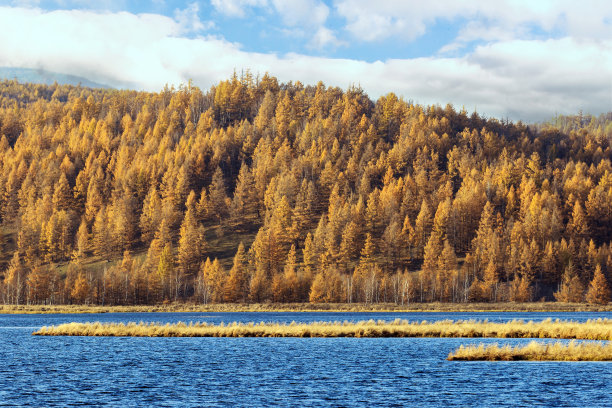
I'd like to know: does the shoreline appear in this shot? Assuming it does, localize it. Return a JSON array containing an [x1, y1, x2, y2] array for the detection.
[[3, 302, 612, 314]]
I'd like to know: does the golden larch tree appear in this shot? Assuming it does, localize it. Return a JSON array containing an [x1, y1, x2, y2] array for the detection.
[[585, 264, 611, 304]]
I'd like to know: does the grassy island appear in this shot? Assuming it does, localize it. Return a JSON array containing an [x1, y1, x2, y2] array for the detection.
[[448, 341, 612, 361], [33, 318, 612, 339]]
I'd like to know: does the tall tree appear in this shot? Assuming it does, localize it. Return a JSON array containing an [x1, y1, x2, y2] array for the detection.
[[208, 167, 230, 226], [413, 200, 433, 259], [568, 200, 589, 242], [585, 264, 611, 304], [140, 186, 163, 245], [554, 263, 585, 303], [4, 252, 27, 304], [229, 162, 259, 231], [177, 193, 206, 277], [225, 242, 249, 302]]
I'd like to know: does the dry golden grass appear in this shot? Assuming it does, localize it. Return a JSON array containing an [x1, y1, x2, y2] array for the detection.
[[33, 318, 612, 339], [448, 340, 612, 361], [5, 301, 612, 314]]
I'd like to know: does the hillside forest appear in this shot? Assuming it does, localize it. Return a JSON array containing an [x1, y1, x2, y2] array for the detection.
[[0, 73, 611, 305]]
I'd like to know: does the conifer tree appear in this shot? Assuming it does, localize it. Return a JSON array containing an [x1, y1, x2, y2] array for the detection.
[[229, 162, 259, 231], [339, 220, 359, 270], [468, 277, 484, 302], [249, 265, 270, 302], [309, 270, 327, 303], [431, 198, 451, 240], [482, 259, 499, 302], [74, 218, 89, 260], [177, 195, 205, 277], [437, 239, 458, 302], [421, 233, 442, 300], [225, 242, 249, 302], [207, 258, 226, 303], [140, 186, 162, 245], [420, 201, 452, 299], [111, 190, 138, 253], [381, 218, 401, 271], [471, 201, 495, 273], [4, 252, 26, 304], [208, 167, 229, 226], [400, 215, 414, 265], [309, 266, 343, 303], [302, 232, 316, 283], [585, 264, 611, 304], [541, 241, 558, 285], [85, 179, 103, 223], [275, 90, 292, 137], [413, 200, 433, 258], [71, 272, 90, 304], [93, 206, 111, 258], [195, 258, 212, 304], [511, 275, 532, 302], [28, 264, 57, 305], [554, 263, 585, 303], [360, 233, 376, 267], [272, 244, 299, 302], [254, 90, 276, 131], [157, 243, 175, 300], [283, 244, 300, 300], [52, 173, 73, 212], [269, 195, 293, 257], [568, 200, 589, 242]]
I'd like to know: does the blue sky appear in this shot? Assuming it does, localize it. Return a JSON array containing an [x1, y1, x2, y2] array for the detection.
[[0, 0, 611, 121]]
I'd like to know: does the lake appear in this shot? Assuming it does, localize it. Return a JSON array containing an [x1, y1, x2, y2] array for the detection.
[[1, 311, 610, 407]]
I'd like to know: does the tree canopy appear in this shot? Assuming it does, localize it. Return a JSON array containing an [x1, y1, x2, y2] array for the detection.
[[0, 74, 611, 305]]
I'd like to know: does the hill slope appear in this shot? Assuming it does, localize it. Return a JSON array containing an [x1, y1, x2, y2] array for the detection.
[[0, 75, 611, 306]]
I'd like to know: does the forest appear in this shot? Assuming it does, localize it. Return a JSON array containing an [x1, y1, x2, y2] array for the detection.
[[0, 73, 610, 305]]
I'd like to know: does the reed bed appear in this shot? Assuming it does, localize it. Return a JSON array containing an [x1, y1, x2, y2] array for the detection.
[[33, 318, 612, 339], [448, 340, 612, 361], [5, 302, 612, 314]]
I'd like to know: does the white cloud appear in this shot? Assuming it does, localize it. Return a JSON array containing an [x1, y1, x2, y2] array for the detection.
[[308, 26, 346, 50], [333, 0, 612, 45], [210, 0, 268, 18], [174, 2, 214, 34], [270, 0, 328, 27], [335, 0, 459, 42], [0, 6, 610, 122], [440, 21, 529, 54]]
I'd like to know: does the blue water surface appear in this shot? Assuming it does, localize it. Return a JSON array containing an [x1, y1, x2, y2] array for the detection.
[[1, 311, 610, 407]]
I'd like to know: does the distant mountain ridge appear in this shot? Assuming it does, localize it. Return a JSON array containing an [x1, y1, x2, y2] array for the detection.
[[0, 67, 112, 89]]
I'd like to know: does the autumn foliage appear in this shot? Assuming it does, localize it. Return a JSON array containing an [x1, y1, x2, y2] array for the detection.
[[33, 318, 612, 340], [0, 74, 611, 305], [448, 341, 612, 361]]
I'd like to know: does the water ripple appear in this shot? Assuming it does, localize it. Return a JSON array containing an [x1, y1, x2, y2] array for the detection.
[[1, 311, 610, 407]]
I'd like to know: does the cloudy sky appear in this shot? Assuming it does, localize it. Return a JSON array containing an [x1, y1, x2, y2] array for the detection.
[[0, 0, 610, 121]]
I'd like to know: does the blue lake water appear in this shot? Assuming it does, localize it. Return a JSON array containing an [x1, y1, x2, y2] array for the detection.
[[1, 311, 610, 407]]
